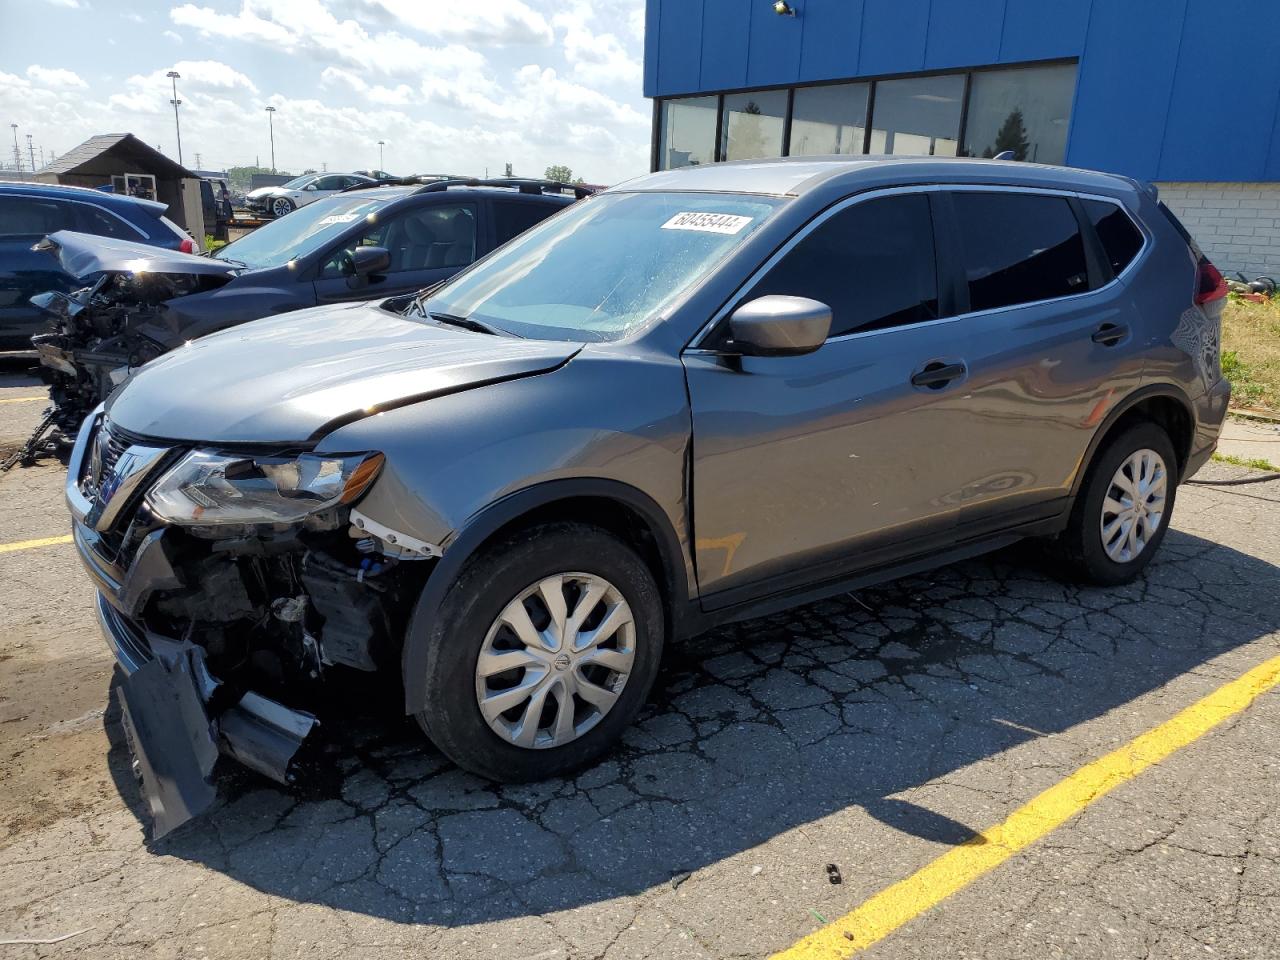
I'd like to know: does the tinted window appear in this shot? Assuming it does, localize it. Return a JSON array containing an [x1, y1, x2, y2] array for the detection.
[[952, 193, 1089, 312], [869, 74, 964, 156], [749, 194, 939, 337], [0, 196, 76, 236], [321, 203, 476, 277], [1082, 199, 1144, 276], [493, 201, 558, 247], [962, 64, 1077, 165], [659, 96, 717, 170], [76, 204, 145, 240], [790, 83, 870, 157], [720, 90, 787, 162]]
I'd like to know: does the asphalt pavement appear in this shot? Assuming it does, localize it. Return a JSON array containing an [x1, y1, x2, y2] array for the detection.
[[1, 361, 1278, 959]]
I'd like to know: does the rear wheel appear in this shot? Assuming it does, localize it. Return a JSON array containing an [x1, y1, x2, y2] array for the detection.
[[271, 197, 294, 218], [1051, 422, 1178, 585], [414, 523, 664, 782]]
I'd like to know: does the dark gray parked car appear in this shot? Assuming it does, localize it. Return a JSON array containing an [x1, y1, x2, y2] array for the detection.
[[65, 157, 1230, 834]]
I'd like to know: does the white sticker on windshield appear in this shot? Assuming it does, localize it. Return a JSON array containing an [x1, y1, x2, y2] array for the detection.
[[661, 211, 754, 235], [318, 214, 359, 225]]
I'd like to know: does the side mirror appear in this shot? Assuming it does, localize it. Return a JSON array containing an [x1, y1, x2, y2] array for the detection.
[[727, 295, 832, 357], [344, 245, 391, 287], [303, 183, 318, 192]]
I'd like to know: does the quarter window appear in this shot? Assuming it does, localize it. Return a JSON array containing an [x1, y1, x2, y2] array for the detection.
[[951, 192, 1090, 312], [1082, 199, 1144, 276], [748, 194, 940, 338]]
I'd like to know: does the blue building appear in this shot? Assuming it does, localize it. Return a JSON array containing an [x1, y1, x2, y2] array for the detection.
[[643, 0, 1280, 279]]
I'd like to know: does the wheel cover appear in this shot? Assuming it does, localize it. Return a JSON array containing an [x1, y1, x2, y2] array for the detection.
[[272, 198, 291, 216], [474, 572, 635, 750], [1100, 448, 1168, 563]]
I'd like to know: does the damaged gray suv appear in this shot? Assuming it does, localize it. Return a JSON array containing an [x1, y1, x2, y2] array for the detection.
[[67, 157, 1230, 833]]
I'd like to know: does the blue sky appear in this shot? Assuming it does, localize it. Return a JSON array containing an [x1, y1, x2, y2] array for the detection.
[[0, 0, 649, 183]]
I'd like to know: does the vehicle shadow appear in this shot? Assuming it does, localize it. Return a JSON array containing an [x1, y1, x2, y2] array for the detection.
[[106, 527, 1278, 926]]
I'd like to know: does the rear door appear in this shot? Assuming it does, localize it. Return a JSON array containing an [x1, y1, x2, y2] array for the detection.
[[932, 188, 1148, 531], [312, 201, 478, 305], [0, 194, 77, 347], [683, 190, 977, 604]]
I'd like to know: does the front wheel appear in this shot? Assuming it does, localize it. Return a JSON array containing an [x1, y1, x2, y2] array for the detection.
[[270, 197, 294, 218], [1051, 422, 1178, 585], [414, 523, 664, 782]]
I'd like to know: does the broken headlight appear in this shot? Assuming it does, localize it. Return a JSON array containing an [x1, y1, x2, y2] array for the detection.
[[146, 450, 384, 525]]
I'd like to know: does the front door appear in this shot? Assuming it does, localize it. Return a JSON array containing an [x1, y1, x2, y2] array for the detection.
[[684, 191, 975, 605]]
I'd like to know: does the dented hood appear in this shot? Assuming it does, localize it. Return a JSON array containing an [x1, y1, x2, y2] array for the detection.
[[40, 230, 238, 281], [105, 302, 581, 444]]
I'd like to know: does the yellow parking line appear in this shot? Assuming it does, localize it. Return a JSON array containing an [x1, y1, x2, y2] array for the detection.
[[0, 395, 47, 404], [0, 534, 73, 555], [772, 653, 1280, 960]]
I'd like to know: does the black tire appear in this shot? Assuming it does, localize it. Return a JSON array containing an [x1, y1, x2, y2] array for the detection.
[[1051, 421, 1179, 585], [414, 522, 664, 782]]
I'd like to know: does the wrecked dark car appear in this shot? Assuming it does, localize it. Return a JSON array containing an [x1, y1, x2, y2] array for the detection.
[[68, 158, 1228, 837], [32, 179, 577, 432]]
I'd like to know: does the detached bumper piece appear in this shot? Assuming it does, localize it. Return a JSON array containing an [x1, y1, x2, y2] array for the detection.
[[101, 596, 318, 838]]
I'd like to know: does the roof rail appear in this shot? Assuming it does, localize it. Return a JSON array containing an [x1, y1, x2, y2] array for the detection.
[[340, 174, 474, 193], [415, 177, 595, 200]]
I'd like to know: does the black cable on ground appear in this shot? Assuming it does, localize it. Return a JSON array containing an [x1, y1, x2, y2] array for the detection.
[[1187, 474, 1280, 487]]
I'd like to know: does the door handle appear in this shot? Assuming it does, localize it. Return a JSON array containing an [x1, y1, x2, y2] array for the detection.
[[1091, 323, 1129, 346], [911, 361, 967, 389]]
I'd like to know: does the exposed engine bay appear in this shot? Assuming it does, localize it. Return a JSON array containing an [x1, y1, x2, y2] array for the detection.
[[33, 268, 233, 434]]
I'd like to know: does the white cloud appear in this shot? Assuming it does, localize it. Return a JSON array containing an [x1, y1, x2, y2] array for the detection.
[[162, 29, 184, 43], [321, 67, 415, 106], [554, 14, 642, 87], [39, 0, 85, 7], [25, 65, 88, 88], [355, 0, 554, 46]]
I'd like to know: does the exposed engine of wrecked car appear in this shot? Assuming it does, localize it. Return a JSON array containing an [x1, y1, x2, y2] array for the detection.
[[32, 269, 233, 433]]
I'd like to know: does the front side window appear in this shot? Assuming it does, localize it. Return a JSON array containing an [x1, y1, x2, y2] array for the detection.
[[952, 192, 1089, 312], [659, 96, 718, 170], [321, 203, 477, 277], [0, 196, 75, 236], [422, 192, 783, 342], [1082, 199, 1144, 277], [789, 83, 870, 157], [962, 63, 1077, 165], [747, 194, 940, 337], [720, 90, 788, 162], [869, 75, 964, 156]]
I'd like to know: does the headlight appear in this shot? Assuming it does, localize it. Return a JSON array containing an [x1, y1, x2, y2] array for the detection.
[[146, 450, 384, 525]]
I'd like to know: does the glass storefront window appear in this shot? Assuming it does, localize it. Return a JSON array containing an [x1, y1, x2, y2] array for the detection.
[[720, 90, 788, 162], [789, 83, 870, 157], [869, 74, 965, 156], [659, 96, 718, 170], [962, 63, 1077, 165]]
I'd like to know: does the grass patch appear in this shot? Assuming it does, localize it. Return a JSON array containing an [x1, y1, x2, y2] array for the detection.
[[204, 234, 228, 252], [1221, 295, 1280, 412], [1212, 452, 1279, 472]]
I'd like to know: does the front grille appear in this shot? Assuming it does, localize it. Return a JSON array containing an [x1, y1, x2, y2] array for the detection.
[[84, 419, 179, 561]]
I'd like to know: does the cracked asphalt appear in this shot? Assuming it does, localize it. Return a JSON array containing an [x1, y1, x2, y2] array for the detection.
[[2, 362, 1279, 959]]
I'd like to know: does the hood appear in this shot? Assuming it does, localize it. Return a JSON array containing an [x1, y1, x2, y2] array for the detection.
[[105, 302, 581, 444], [40, 231, 237, 282], [247, 186, 289, 199]]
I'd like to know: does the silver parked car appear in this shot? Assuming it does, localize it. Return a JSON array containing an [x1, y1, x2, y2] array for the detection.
[[66, 157, 1229, 833], [244, 172, 376, 218]]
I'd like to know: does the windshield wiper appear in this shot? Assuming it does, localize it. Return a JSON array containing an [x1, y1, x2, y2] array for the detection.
[[429, 312, 510, 337]]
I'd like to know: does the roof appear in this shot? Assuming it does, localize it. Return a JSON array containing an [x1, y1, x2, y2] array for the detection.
[[613, 155, 1140, 198], [0, 178, 169, 216], [39, 133, 197, 180]]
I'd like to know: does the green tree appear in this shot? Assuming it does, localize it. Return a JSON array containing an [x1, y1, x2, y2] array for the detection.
[[992, 109, 1031, 161], [544, 164, 574, 183], [225, 164, 292, 191]]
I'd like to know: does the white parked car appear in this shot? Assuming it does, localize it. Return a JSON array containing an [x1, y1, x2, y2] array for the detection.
[[245, 173, 376, 218]]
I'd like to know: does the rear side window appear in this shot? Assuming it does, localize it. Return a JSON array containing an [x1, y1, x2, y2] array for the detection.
[[951, 192, 1089, 312], [1082, 199, 1144, 276], [749, 193, 939, 337], [493, 201, 560, 247], [0, 195, 76, 237], [75, 204, 145, 240]]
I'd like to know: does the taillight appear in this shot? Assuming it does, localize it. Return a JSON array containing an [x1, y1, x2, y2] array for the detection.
[[179, 237, 195, 254], [1195, 257, 1227, 306]]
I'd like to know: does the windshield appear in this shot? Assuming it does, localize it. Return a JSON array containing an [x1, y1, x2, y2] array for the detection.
[[419, 192, 783, 342], [213, 195, 393, 268], [280, 175, 315, 190]]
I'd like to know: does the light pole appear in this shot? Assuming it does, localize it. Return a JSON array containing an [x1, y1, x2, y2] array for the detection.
[[377, 140, 385, 170], [9, 124, 19, 172], [166, 70, 184, 166], [26, 134, 35, 172], [264, 105, 277, 173]]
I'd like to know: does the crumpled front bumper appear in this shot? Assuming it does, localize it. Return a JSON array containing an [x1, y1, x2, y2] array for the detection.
[[67, 410, 319, 837]]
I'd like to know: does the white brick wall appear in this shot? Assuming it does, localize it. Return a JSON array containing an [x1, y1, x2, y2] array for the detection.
[[1155, 182, 1280, 281]]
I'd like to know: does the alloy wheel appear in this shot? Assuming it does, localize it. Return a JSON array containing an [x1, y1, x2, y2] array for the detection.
[[1099, 448, 1168, 563], [474, 573, 635, 750], [271, 198, 292, 217]]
